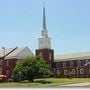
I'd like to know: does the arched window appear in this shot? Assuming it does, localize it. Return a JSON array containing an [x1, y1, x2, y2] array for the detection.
[[49, 53, 52, 60], [64, 69, 68, 75], [63, 61, 66, 68], [82, 60, 84, 66], [56, 62, 59, 68], [71, 69, 76, 75], [39, 52, 43, 58], [77, 60, 81, 67], [70, 61, 73, 67], [85, 59, 88, 64], [57, 70, 60, 76], [80, 68, 84, 74]]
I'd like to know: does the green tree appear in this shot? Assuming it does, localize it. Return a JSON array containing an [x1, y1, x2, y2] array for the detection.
[[12, 56, 52, 82]]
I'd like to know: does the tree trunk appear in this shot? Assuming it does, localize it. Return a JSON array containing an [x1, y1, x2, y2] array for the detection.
[[28, 77, 34, 82], [31, 78, 34, 82]]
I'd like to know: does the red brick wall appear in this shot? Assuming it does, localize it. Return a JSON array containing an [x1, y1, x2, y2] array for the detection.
[[36, 48, 54, 67], [5, 59, 17, 78], [53, 60, 90, 78], [85, 64, 90, 77]]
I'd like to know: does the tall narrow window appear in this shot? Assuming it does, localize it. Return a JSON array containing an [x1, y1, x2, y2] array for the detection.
[[39, 52, 43, 58], [80, 68, 84, 74], [56, 62, 59, 68], [57, 70, 60, 76], [82, 60, 84, 66], [70, 61, 73, 67], [64, 69, 68, 75], [71, 69, 76, 75], [77, 60, 81, 67], [63, 61, 66, 68], [49, 53, 52, 61]]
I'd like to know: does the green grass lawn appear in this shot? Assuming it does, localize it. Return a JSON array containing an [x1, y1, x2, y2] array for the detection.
[[0, 78, 90, 87]]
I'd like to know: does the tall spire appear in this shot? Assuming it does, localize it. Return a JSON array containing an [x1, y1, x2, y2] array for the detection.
[[43, 2, 47, 30]]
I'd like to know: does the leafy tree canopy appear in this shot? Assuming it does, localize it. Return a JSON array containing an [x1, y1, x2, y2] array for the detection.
[[12, 56, 52, 82]]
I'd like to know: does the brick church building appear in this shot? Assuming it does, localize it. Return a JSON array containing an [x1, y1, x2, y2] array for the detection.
[[0, 47, 34, 78], [35, 4, 90, 78], [0, 4, 90, 79]]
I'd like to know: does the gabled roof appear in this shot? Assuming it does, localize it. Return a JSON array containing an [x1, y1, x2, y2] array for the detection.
[[54, 51, 90, 62], [85, 62, 90, 66], [0, 47, 34, 59], [0, 48, 16, 57]]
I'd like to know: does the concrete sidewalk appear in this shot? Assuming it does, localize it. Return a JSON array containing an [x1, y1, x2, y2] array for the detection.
[[60, 82, 90, 87], [39, 82, 90, 87]]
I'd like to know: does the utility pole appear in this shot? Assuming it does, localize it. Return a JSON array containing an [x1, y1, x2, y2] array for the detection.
[[2, 47, 5, 75]]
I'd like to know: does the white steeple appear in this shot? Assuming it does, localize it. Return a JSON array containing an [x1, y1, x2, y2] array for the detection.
[[38, 3, 51, 49]]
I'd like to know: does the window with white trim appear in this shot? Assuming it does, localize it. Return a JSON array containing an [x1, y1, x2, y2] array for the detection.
[[71, 69, 76, 75], [38, 52, 43, 59], [70, 61, 73, 67], [49, 53, 52, 60], [85, 59, 88, 64], [77, 60, 81, 67], [63, 61, 66, 68], [64, 69, 68, 75], [56, 62, 59, 68], [82, 60, 84, 66], [57, 70, 60, 75], [39, 52, 42, 57], [80, 68, 84, 74]]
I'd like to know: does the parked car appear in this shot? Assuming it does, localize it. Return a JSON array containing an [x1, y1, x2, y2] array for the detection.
[[0, 75, 7, 82]]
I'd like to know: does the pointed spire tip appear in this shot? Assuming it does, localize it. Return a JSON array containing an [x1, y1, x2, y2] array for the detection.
[[43, 2, 47, 30], [43, 2, 45, 7]]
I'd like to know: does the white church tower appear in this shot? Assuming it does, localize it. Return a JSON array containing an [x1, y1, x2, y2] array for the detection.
[[36, 3, 54, 68], [38, 3, 51, 49]]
